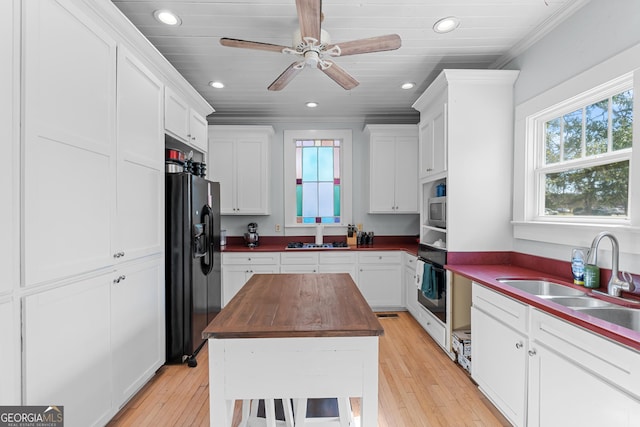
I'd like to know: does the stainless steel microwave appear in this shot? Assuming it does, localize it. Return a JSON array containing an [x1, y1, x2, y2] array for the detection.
[[428, 196, 446, 228]]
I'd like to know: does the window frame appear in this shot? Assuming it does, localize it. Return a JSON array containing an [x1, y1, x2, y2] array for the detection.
[[283, 129, 352, 235]]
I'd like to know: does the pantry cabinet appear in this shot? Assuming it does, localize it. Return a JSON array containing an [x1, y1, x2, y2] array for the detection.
[[208, 126, 273, 215], [164, 86, 209, 153], [365, 125, 418, 214]]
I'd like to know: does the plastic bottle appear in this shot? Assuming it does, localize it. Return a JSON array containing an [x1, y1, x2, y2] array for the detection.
[[584, 248, 600, 289], [571, 248, 585, 286]]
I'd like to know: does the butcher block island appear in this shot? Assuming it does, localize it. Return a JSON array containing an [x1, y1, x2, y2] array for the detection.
[[203, 273, 384, 426]]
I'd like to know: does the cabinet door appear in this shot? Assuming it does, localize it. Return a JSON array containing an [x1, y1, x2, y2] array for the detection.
[[369, 136, 397, 213], [164, 86, 190, 142], [235, 138, 270, 214], [111, 258, 164, 406], [24, 274, 113, 427], [357, 264, 402, 308], [404, 263, 418, 313], [419, 103, 446, 178], [393, 136, 418, 213], [115, 46, 164, 261], [471, 306, 527, 427], [281, 265, 318, 273], [0, 298, 20, 404], [189, 110, 208, 153], [23, 0, 117, 286], [318, 264, 357, 282], [209, 137, 236, 214], [221, 265, 249, 306]]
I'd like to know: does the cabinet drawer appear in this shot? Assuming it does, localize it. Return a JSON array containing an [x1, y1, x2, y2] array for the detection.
[[319, 252, 357, 265], [222, 252, 279, 265], [358, 251, 402, 265], [280, 252, 319, 265], [404, 253, 417, 268], [531, 308, 640, 398], [472, 282, 528, 333]]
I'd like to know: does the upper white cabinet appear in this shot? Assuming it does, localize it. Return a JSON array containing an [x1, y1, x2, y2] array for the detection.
[[208, 125, 273, 215], [413, 70, 519, 251], [23, 0, 117, 286], [165, 86, 209, 153], [365, 125, 418, 214], [115, 46, 164, 261]]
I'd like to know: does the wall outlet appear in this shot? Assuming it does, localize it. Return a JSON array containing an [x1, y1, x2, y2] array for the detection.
[[275, 224, 281, 232], [357, 223, 363, 231]]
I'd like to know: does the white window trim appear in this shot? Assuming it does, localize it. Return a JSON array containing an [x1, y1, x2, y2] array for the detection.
[[283, 129, 352, 236], [513, 43, 640, 254]]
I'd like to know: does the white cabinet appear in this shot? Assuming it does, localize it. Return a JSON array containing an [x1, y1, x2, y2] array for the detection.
[[318, 252, 357, 281], [115, 46, 164, 262], [164, 85, 209, 153], [221, 253, 279, 305], [471, 283, 528, 427], [208, 126, 273, 215], [22, 0, 117, 286], [413, 70, 519, 251], [528, 309, 640, 427], [0, 298, 20, 404], [357, 252, 403, 309], [365, 125, 418, 214], [281, 252, 319, 273], [403, 253, 418, 313], [111, 258, 164, 406], [24, 274, 113, 427]]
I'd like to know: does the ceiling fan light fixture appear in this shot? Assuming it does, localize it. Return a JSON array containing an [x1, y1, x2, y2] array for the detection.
[[305, 102, 319, 108], [433, 16, 460, 34], [401, 82, 415, 90], [209, 81, 224, 89], [154, 10, 181, 26]]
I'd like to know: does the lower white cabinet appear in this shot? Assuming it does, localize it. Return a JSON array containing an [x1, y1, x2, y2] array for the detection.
[[24, 257, 165, 427], [403, 253, 418, 312], [221, 253, 279, 306], [111, 258, 164, 407], [357, 252, 403, 309], [318, 252, 357, 281], [0, 298, 20, 404], [472, 282, 640, 427]]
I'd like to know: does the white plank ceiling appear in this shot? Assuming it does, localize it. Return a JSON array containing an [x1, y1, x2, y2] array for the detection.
[[111, 0, 588, 124]]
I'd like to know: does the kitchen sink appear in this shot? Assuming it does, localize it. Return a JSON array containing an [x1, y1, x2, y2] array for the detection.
[[575, 307, 640, 331], [542, 296, 614, 308], [498, 279, 586, 297]]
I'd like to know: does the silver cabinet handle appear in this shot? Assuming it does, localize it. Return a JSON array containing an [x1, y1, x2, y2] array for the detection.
[[113, 251, 125, 258], [528, 349, 537, 357], [515, 342, 523, 349], [113, 275, 126, 284]]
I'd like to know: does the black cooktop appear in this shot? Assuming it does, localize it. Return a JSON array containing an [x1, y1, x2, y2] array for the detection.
[[286, 242, 349, 249]]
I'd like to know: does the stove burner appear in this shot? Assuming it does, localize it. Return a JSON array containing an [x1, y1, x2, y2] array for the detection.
[[286, 242, 349, 249]]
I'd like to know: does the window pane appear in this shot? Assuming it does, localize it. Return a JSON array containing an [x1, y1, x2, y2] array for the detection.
[[545, 118, 561, 164], [302, 182, 318, 217], [302, 147, 318, 181], [563, 109, 583, 161], [612, 89, 633, 151], [544, 160, 629, 217], [317, 147, 334, 181], [318, 182, 333, 217], [585, 99, 608, 156]]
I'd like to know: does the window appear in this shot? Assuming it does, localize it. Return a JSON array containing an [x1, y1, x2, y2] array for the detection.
[[534, 83, 633, 221], [284, 130, 352, 232]]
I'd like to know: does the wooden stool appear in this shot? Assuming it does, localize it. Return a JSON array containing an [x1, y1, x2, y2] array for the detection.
[[293, 398, 353, 426], [239, 399, 294, 427]]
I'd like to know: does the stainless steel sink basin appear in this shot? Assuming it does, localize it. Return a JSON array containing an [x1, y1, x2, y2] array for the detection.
[[498, 279, 586, 297], [575, 307, 640, 331], [543, 296, 614, 308]]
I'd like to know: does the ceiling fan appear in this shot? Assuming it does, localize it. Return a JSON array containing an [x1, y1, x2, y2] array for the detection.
[[220, 0, 401, 91]]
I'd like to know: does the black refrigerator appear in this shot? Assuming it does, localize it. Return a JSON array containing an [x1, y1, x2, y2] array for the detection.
[[165, 173, 221, 367]]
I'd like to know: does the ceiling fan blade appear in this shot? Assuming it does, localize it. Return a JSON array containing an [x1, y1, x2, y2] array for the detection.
[[327, 34, 402, 56], [296, 0, 321, 41], [220, 37, 289, 53], [268, 62, 304, 91], [318, 60, 359, 90]]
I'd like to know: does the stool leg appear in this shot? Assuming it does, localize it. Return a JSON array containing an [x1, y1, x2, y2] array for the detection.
[[282, 399, 294, 427], [337, 398, 352, 427], [239, 400, 251, 427], [264, 399, 277, 427], [294, 399, 307, 426]]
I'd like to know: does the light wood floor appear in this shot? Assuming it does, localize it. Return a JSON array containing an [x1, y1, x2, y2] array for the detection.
[[107, 311, 510, 426]]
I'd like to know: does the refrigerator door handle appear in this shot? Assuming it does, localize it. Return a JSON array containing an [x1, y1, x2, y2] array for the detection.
[[201, 204, 214, 275]]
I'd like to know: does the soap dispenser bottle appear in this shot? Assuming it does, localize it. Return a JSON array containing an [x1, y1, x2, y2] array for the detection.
[[584, 248, 600, 289]]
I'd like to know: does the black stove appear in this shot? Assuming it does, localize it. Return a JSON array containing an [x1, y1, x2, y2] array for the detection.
[[286, 242, 349, 250]]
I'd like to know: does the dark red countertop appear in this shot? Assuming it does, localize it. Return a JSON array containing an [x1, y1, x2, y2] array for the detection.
[[221, 235, 419, 256], [447, 261, 640, 351]]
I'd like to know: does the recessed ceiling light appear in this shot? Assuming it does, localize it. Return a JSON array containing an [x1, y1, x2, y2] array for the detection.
[[209, 81, 224, 89], [401, 82, 415, 90], [433, 16, 460, 34], [306, 102, 318, 108], [153, 10, 182, 26]]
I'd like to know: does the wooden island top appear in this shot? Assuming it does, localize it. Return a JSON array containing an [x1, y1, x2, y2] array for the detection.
[[203, 273, 384, 339]]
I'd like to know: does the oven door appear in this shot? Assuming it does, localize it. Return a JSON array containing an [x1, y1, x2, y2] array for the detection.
[[416, 261, 447, 323]]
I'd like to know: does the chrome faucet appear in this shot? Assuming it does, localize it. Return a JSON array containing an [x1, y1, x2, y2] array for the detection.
[[588, 232, 634, 297]]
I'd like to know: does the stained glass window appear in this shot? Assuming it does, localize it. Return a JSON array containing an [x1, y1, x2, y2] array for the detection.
[[295, 139, 341, 224]]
